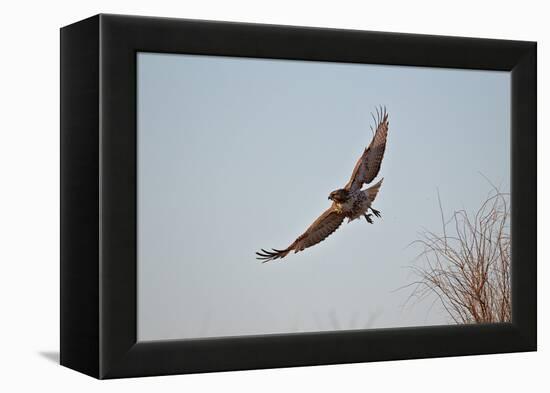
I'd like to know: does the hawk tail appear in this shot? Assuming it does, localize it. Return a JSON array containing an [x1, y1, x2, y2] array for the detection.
[[366, 178, 383, 202]]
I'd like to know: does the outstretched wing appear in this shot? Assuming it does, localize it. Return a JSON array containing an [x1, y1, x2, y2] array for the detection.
[[256, 208, 345, 262], [344, 107, 389, 192]]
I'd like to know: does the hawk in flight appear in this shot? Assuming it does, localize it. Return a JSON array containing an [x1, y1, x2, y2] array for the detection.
[[256, 107, 389, 263]]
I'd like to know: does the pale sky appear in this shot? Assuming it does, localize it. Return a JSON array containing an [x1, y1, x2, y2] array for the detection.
[[137, 52, 510, 341]]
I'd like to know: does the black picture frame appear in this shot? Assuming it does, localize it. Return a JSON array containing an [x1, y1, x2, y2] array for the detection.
[[60, 14, 537, 379]]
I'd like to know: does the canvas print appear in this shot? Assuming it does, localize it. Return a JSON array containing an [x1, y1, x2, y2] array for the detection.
[[137, 52, 510, 341]]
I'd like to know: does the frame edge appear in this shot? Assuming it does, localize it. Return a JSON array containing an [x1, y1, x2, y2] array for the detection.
[[60, 15, 101, 378], [510, 42, 537, 350]]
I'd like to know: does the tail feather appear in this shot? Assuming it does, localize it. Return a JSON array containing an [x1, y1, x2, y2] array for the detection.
[[366, 178, 383, 202]]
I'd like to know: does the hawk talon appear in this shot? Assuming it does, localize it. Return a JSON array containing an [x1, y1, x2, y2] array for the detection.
[[363, 213, 374, 224], [371, 208, 381, 218]]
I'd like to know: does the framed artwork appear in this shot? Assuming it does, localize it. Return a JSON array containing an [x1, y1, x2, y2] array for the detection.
[[60, 14, 536, 379]]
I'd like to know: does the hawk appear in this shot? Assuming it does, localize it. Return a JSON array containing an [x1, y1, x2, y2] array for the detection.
[[256, 107, 389, 262]]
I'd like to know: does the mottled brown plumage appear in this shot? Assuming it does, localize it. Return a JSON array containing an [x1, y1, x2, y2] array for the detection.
[[256, 107, 389, 263]]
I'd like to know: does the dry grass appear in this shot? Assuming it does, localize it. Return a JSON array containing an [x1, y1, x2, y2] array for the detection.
[[406, 186, 511, 324]]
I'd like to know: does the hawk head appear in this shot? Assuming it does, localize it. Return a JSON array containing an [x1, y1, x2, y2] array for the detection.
[[328, 188, 350, 203]]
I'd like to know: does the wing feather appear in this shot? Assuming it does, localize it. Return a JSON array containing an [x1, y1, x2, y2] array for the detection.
[[345, 107, 389, 192], [256, 208, 345, 262]]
